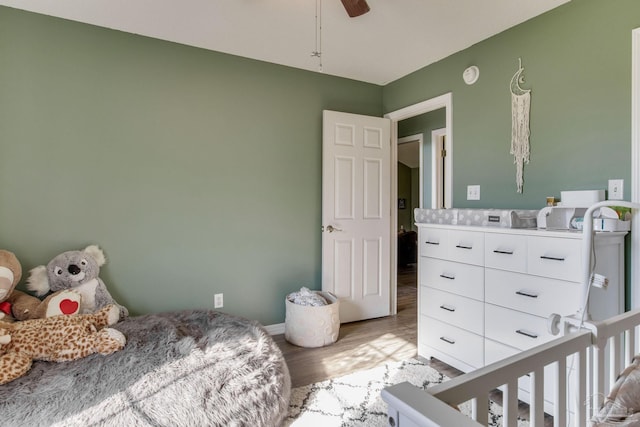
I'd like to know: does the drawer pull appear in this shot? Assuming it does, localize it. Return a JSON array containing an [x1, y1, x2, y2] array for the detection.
[[515, 290, 539, 299], [425, 241, 440, 245], [540, 255, 565, 262], [440, 336, 455, 345], [493, 249, 514, 255], [455, 244, 473, 250], [439, 274, 455, 280], [439, 304, 456, 312], [516, 329, 538, 339]]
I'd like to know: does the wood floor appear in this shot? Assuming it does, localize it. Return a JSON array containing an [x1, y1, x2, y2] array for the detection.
[[274, 263, 553, 425], [274, 264, 419, 388]]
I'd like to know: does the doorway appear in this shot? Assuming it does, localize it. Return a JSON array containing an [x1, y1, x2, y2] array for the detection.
[[386, 92, 453, 315], [397, 134, 421, 313]]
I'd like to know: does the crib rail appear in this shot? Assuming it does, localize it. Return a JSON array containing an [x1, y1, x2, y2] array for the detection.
[[383, 308, 640, 427], [569, 308, 640, 419], [383, 330, 592, 427]]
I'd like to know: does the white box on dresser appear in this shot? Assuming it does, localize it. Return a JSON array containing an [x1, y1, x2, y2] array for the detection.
[[417, 222, 627, 412]]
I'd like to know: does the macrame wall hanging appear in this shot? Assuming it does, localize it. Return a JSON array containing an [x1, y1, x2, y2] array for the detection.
[[510, 58, 531, 193]]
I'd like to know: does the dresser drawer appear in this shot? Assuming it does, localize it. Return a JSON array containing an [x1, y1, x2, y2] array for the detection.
[[448, 229, 484, 266], [485, 269, 582, 318], [527, 236, 582, 282], [421, 287, 483, 334], [419, 227, 449, 259], [421, 257, 484, 301], [485, 304, 556, 351], [423, 315, 484, 369], [484, 233, 527, 273], [485, 337, 519, 365]]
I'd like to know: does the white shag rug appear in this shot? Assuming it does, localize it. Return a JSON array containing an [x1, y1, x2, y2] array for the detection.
[[284, 358, 530, 427]]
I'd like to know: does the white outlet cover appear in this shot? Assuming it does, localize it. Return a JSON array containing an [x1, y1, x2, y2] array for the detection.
[[214, 293, 224, 308]]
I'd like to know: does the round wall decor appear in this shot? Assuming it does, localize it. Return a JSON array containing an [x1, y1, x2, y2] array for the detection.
[[463, 66, 480, 85]]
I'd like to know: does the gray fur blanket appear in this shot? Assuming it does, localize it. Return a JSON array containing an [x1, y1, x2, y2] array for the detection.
[[0, 310, 291, 427]]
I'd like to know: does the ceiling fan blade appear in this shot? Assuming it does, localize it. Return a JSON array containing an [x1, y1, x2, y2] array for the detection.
[[340, 0, 370, 18]]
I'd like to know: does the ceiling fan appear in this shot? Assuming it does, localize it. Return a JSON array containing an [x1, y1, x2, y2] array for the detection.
[[340, 0, 370, 17]]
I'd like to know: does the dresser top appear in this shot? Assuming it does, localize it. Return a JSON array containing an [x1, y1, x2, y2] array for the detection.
[[415, 222, 627, 239]]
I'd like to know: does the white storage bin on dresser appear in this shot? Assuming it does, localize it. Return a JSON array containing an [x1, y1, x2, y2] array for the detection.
[[417, 222, 627, 413]]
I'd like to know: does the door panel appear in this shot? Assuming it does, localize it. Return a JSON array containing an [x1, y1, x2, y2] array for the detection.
[[363, 237, 381, 296], [323, 110, 391, 323], [364, 158, 382, 218], [335, 157, 355, 218]]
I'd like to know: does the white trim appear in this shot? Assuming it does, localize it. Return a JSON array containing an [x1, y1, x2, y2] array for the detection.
[[386, 93, 453, 208], [632, 28, 640, 309], [431, 128, 447, 209], [385, 92, 453, 316], [420, 135, 424, 209], [386, 94, 452, 122], [398, 133, 424, 209], [389, 125, 399, 316], [264, 322, 285, 335]]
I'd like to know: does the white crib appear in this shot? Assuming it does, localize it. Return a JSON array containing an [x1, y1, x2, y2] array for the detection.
[[382, 200, 640, 427], [382, 307, 640, 427]]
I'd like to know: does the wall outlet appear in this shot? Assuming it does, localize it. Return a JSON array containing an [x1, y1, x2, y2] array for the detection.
[[467, 185, 480, 200], [608, 179, 624, 200], [214, 293, 224, 308]]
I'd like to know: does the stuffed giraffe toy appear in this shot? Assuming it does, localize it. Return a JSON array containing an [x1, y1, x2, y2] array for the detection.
[[0, 304, 126, 385]]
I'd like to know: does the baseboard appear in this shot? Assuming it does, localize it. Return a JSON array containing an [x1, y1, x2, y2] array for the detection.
[[264, 323, 285, 335]]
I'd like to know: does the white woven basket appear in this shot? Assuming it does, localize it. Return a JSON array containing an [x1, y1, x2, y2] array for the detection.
[[284, 291, 340, 348]]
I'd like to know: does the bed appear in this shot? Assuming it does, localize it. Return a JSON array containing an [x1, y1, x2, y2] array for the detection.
[[0, 309, 291, 427]]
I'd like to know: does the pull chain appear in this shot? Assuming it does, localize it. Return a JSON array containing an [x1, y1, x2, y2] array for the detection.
[[311, 0, 323, 72]]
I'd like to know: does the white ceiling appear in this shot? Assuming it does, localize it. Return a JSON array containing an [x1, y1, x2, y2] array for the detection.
[[0, 0, 569, 85]]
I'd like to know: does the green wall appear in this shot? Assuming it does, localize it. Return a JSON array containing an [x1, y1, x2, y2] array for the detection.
[[0, 6, 381, 325], [385, 0, 639, 209], [398, 109, 446, 207], [2, 0, 639, 325], [385, 0, 640, 309]]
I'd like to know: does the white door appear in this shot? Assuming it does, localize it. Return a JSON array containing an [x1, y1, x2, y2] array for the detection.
[[322, 110, 391, 323]]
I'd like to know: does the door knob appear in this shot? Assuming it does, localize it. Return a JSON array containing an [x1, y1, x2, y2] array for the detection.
[[325, 225, 343, 233]]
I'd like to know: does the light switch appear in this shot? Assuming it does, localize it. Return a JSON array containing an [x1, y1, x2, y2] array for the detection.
[[608, 179, 624, 200], [467, 185, 480, 200]]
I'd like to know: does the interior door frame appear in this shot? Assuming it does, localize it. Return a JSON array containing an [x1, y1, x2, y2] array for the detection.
[[385, 92, 453, 315], [632, 27, 639, 309], [431, 128, 448, 209]]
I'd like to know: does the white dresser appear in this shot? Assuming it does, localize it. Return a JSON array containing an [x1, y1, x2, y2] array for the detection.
[[417, 224, 626, 391]]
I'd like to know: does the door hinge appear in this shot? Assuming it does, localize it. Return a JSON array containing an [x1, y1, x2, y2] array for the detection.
[[441, 149, 447, 158]]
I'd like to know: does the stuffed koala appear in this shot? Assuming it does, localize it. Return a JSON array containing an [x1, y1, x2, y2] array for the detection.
[[0, 249, 81, 321], [27, 245, 128, 319], [0, 304, 126, 385]]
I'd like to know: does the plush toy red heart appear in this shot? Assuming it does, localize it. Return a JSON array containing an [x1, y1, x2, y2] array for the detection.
[[26, 245, 128, 320], [0, 249, 82, 321], [59, 299, 79, 315]]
